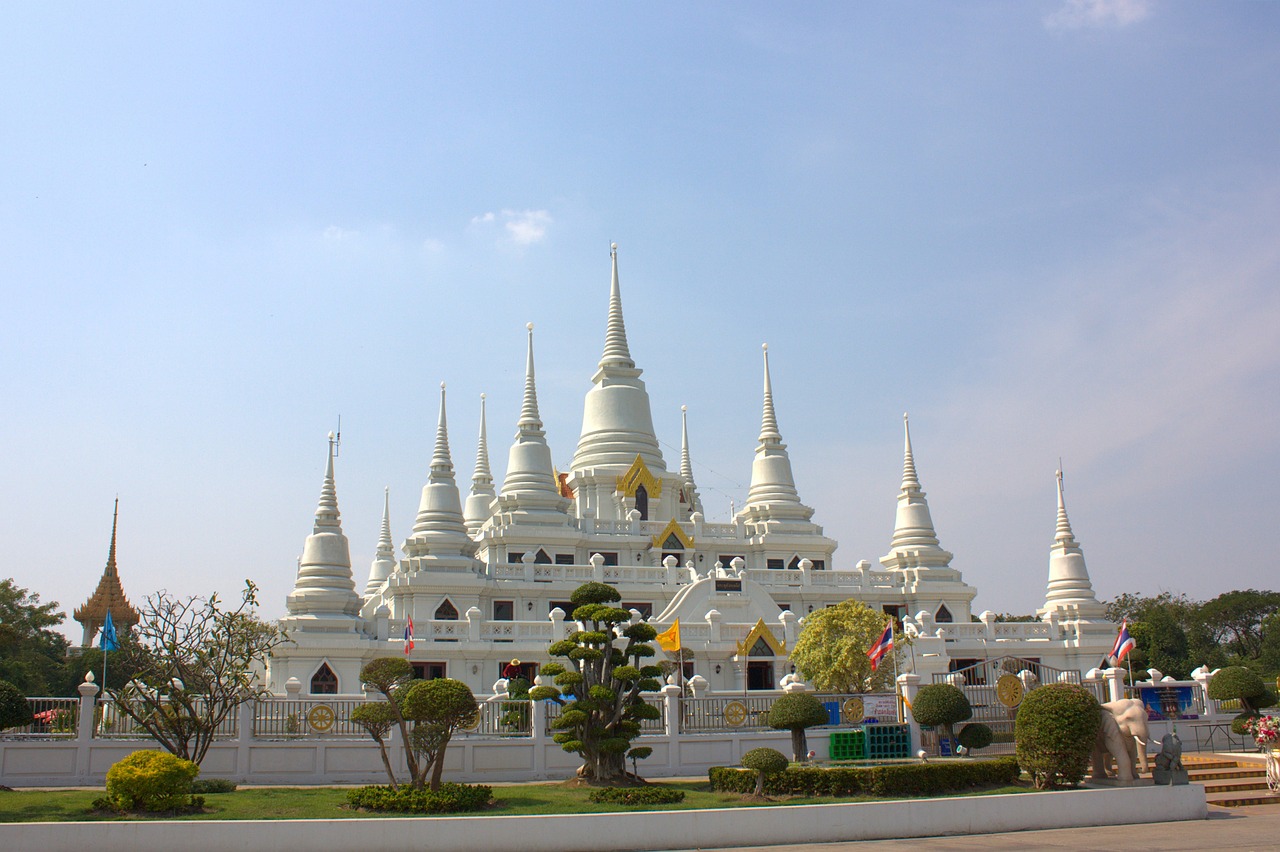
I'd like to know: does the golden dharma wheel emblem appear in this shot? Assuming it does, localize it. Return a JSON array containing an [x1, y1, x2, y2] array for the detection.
[[842, 697, 864, 724], [306, 704, 336, 733], [996, 674, 1024, 708], [723, 700, 748, 727]]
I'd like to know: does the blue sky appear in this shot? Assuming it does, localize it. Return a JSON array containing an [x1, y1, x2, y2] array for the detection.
[[3, 2, 1277, 636]]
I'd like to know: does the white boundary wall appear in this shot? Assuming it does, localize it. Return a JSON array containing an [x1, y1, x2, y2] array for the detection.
[[0, 728, 818, 786], [0, 783, 1208, 852]]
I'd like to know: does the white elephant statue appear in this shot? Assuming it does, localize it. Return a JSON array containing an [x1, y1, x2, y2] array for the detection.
[[1092, 708, 1136, 783], [1102, 698, 1151, 773]]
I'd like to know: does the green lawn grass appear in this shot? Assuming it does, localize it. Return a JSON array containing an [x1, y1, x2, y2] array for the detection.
[[0, 779, 1032, 823]]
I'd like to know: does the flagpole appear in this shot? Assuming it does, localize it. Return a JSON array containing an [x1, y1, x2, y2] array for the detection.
[[890, 620, 901, 722]]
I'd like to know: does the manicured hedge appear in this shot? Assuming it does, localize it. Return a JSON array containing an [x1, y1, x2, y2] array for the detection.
[[347, 783, 493, 813], [709, 756, 1020, 797], [587, 786, 686, 805]]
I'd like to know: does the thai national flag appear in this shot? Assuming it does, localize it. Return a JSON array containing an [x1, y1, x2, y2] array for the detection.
[[1110, 619, 1135, 663], [867, 622, 894, 671], [403, 617, 415, 655]]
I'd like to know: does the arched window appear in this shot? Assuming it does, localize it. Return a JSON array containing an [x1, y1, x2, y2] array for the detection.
[[435, 599, 459, 620], [310, 663, 338, 695], [634, 485, 649, 520], [935, 604, 953, 623]]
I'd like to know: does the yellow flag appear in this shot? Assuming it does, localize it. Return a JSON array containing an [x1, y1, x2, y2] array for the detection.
[[655, 619, 681, 653]]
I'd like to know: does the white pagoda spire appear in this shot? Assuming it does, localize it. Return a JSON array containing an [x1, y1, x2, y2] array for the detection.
[[680, 405, 703, 516], [364, 487, 396, 598], [880, 414, 952, 569], [464, 393, 497, 534], [743, 344, 807, 513], [570, 243, 666, 473], [286, 433, 361, 621], [1038, 468, 1105, 619], [404, 383, 473, 559], [497, 324, 570, 524]]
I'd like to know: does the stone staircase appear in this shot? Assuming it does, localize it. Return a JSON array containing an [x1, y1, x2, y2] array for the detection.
[[1147, 754, 1277, 808]]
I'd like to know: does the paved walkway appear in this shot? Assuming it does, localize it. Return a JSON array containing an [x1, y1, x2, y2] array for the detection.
[[688, 804, 1280, 852]]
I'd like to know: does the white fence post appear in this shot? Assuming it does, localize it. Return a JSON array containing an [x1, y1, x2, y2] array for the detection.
[[236, 697, 255, 780], [661, 683, 681, 772], [531, 698, 547, 779], [897, 672, 921, 755], [75, 672, 99, 782]]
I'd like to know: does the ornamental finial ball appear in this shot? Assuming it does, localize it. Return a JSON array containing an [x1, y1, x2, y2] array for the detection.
[[611, 242, 617, 250], [328, 431, 335, 440], [762, 342, 768, 352], [440, 381, 446, 390], [526, 322, 534, 331], [480, 392, 486, 400], [681, 404, 687, 412], [904, 412, 909, 422]]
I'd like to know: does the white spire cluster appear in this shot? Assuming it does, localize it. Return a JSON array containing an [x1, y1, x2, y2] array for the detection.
[[742, 344, 809, 517], [880, 414, 950, 567], [679, 405, 703, 516], [364, 487, 397, 597], [571, 244, 666, 474], [285, 433, 361, 621], [404, 383, 473, 559], [464, 393, 497, 534], [1039, 468, 1104, 618]]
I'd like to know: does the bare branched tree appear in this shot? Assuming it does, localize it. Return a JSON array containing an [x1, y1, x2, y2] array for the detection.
[[104, 580, 284, 764]]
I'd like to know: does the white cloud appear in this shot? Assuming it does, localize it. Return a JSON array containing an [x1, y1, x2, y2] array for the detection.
[[322, 224, 358, 241], [468, 209, 552, 246], [503, 209, 551, 245], [1045, 0, 1153, 31]]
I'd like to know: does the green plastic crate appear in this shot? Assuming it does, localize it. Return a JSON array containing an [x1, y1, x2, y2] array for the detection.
[[828, 729, 866, 760]]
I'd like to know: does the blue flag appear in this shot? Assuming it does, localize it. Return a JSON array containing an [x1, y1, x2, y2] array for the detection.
[[100, 611, 119, 652]]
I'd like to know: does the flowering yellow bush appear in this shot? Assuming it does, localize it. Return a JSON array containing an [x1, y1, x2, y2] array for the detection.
[[105, 749, 200, 812]]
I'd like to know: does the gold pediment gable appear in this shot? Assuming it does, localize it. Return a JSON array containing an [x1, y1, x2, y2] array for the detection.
[[736, 618, 785, 656], [616, 454, 662, 499], [650, 518, 694, 550]]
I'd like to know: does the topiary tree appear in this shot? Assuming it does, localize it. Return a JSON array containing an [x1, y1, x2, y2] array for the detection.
[[400, 678, 479, 792], [741, 747, 788, 796], [1208, 666, 1275, 733], [358, 657, 421, 784], [350, 702, 400, 791], [528, 581, 663, 783], [1015, 682, 1101, 789], [957, 722, 994, 752], [0, 680, 33, 731], [768, 692, 830, 762], [911, 683, 972, 751]]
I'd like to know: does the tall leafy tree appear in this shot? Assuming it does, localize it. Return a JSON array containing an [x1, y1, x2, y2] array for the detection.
[[528, 582, 663, 783], [789, 600, 903, 693], [1198, 590, 1280, 661], [0, 578, 70, 695]]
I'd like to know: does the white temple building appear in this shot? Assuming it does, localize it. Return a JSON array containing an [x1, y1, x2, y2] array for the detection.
[[269, 245, 1117, 696]]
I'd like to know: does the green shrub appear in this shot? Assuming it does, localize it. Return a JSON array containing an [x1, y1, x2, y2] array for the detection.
[[957, 723, 994, 751], [346, 783, 492, 813], [912, 684, 972, 745], [104, 750, 201, 812], [587, 786, 686, 805], [1209, 667, 1270, 716], [0, 681, 33, 731], [191, 778, 238, 794], [709, 756, 1020, 797], [1014, 683, 1100, 790]]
